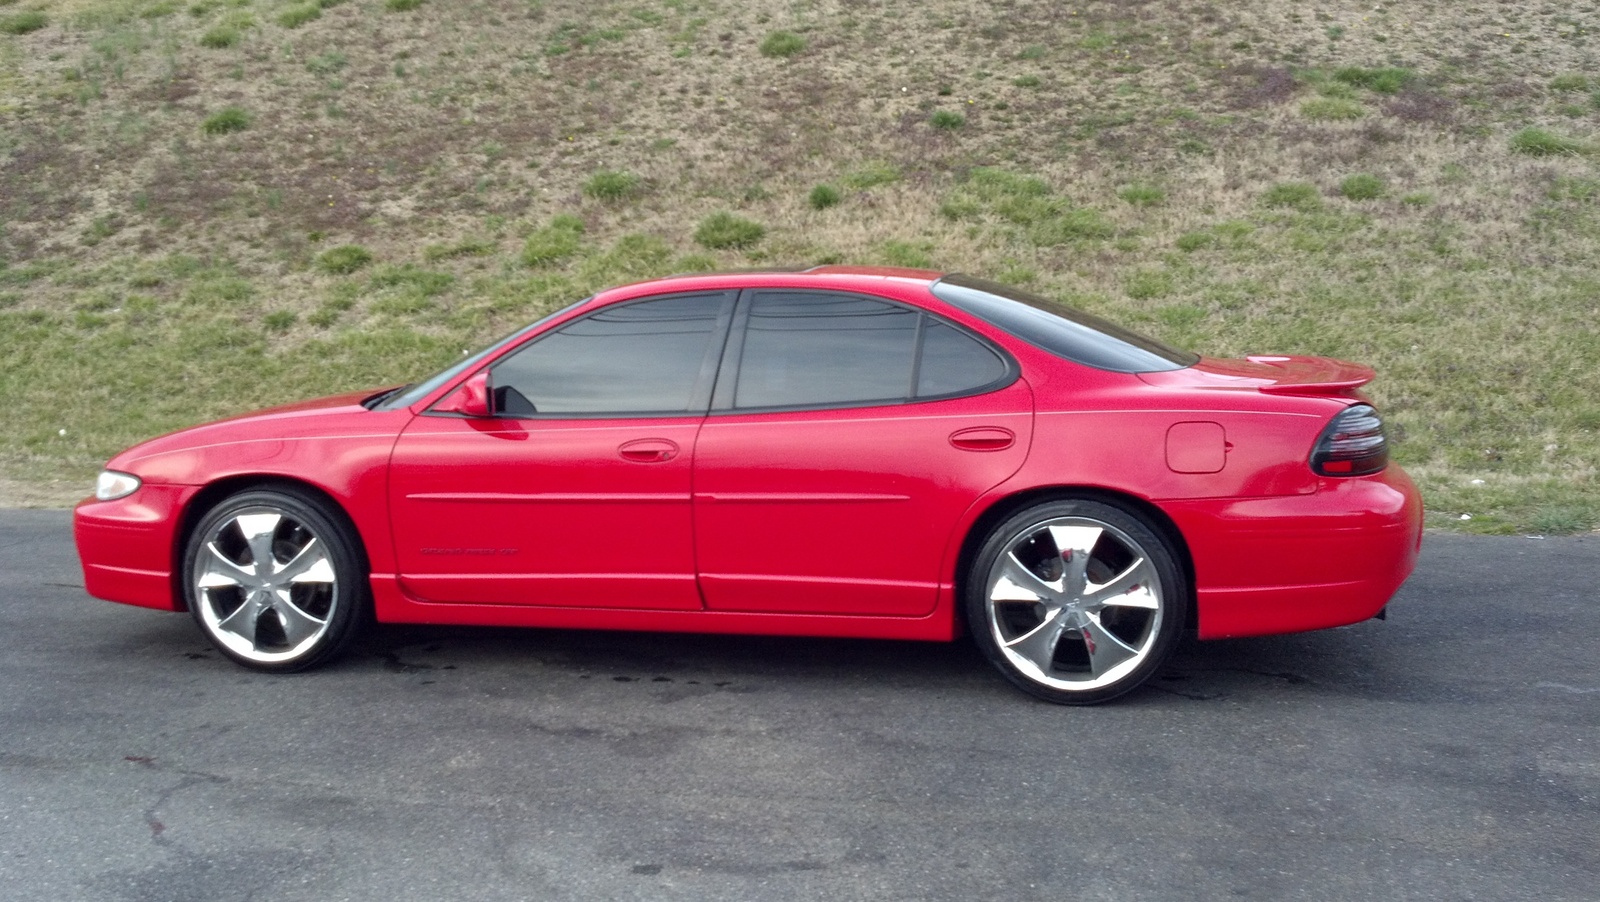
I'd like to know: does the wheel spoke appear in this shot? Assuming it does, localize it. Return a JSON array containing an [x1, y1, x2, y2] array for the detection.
[[196, 542, 253, 589], [1045, 524, 1101, 596], [276, 538, 334, 585], [1081, 615, 1141, 678], [234, 512, 284, 574], [1087, 556, 1161, 611], [272, 596, 328, 647], [991, 551, 1062, 603], [215, 593, 266, 643], [1002, 609, 1070, 675]]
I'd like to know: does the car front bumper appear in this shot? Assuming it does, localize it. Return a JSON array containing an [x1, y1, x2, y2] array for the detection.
[[74, 483, 197, 612]]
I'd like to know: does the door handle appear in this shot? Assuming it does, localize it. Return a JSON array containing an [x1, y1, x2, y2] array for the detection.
[[949, 427, 1015, 452], [619, 438, 680, 462]]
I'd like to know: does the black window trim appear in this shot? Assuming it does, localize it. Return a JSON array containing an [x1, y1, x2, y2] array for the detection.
[[709, 288, 1019, 415], [435, 289, 739, 421]]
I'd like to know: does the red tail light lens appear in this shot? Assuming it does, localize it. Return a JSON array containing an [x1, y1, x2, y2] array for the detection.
[[1312, 404, 1388, 476]]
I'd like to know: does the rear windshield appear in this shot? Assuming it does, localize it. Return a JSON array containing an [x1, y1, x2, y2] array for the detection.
[[932, 274, 1198, 373]]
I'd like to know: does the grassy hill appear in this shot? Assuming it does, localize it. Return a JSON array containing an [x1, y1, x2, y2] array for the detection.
[[1, 0, 1597, 532]]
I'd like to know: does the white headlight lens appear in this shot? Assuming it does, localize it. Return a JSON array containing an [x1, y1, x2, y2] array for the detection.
[[94, 470, 142, 501]]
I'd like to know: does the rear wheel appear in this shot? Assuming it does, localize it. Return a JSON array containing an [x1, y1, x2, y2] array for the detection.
[[182, 488, 367, 672], [966, 498, 1185, 704]]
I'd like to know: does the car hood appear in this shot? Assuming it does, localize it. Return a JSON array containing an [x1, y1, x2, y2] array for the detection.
[[106, 388, 397, 474], [1137, 355, 1375, 395]]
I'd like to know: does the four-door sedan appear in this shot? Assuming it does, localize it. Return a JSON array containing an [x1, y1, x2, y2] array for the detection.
[[75, 267, 1422, 703]]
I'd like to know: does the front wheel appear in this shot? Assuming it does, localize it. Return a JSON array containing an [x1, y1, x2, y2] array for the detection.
[[182, 488, 367, 672], [966, 499, 1186, 704]]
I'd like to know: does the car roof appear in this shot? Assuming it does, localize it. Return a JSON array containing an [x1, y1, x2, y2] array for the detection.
[[588, 266, 948, 304]]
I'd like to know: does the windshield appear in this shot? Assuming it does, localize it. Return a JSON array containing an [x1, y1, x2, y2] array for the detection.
[[370, 297, 592, 410], [931, 275, 1197, 373]]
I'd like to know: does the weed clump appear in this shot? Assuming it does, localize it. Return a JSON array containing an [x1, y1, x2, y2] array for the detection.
[[199, 26, 239, 47], [387, 0, 424, 11], [1333, 66, 1414, 94], [1013, 75, 1041, 88], [317, 245, 373, 275], [760, 31, 805, 58], [808, 184, 842, 210], [522, 214, 585, 267], [694, 212, 765, 250], [277, 4, 320, 28], [930, 110, 966, 129], [1263, 182, 1323, 212], [1510, 127, 1589, 157], [1548, 74, 1590, 93], [0, 11, 47, 34], [1118, 184, 1165, 207], [1339, 173, 1385, 200], [582, 170, 644, 202], [201, 107, 251, 134]]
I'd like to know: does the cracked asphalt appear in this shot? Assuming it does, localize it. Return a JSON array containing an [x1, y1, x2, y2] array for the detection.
[[2, 509, 1597, 901]]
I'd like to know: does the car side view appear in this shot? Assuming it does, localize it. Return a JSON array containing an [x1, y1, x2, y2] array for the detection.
[[75, 267, 1422, 703]]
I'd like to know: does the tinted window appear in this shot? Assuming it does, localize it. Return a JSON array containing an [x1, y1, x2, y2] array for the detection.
[[735, 292, 919, 409], [932, 274, 1198, 373], [491, 292, 728, 415], [917, 319, 1009, 397], [375, 297, 590, 410]]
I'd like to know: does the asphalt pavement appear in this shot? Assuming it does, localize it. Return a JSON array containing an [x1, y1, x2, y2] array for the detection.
[[1, 509, 1596, 901]]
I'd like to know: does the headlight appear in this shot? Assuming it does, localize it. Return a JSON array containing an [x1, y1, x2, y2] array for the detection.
[[94, 470, 142, 501]]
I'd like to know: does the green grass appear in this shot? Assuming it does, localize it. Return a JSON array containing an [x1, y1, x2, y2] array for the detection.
[[1510, 127, 1590, 157], [694, 212, 765, 250], [582, 169, 644, 202], [200, 106, 250, 134], [387, 0, 424, 11], [316, 245, 373, 275], [1339, 173, 1385, 201], [930, 110, 965, 129], [0, 11, 46, 34], [759, 30, 805, 58], [198, 26, 239, 48], [1263, 182, 1324, 211], [1333, 66, 1415, 94], [521, 214, 585, 267], [276, 4, 320, 28], [808, 184, 842, 210]]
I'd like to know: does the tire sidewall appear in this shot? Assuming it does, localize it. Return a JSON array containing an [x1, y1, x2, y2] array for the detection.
[[965, 498, 1187, 705]]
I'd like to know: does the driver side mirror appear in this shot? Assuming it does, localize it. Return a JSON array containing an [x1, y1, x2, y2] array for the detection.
[[434, 372, 493, 417]]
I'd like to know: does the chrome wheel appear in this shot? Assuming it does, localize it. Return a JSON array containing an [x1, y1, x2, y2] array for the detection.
[[184, 489, 364, 671], [968, 500, 1184, 704]]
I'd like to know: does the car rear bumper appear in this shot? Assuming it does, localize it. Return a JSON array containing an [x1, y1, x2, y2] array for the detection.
[[1165, 466, 1424, 640], [74, 484, 196, 612]]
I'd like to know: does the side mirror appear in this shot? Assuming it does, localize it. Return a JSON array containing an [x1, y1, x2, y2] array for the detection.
[[433, 372, 493, 417]]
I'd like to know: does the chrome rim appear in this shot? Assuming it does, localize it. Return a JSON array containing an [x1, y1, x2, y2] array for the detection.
[[192, 507, 338, 664], [985, 516, 1163, 692]]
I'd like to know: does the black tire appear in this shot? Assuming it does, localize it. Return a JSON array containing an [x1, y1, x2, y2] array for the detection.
[[181, 487, 367, 672], [966, 498, 1186, 704]]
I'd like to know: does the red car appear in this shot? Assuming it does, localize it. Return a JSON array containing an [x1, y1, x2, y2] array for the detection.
[[75, 268, 1421, 703]]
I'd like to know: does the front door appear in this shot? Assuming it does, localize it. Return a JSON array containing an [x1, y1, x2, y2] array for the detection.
[[388, 290, 734, 609]]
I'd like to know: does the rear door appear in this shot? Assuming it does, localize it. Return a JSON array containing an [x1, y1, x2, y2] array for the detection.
[[692, 289, 1033, 617]]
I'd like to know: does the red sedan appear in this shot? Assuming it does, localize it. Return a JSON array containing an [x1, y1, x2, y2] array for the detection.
[[75, 268, 1421, 703]]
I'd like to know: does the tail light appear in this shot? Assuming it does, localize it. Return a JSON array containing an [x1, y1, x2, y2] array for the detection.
[[1311, 404, 1388, 476]]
